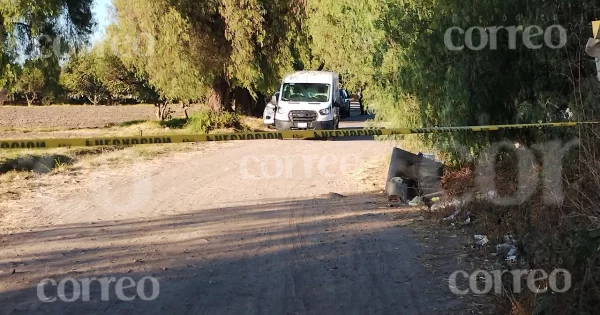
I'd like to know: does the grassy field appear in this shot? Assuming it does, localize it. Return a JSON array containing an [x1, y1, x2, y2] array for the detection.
[[0, 104, 267, 181]]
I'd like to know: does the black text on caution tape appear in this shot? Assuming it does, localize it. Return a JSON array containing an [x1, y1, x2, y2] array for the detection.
[[206, 132, 283, 141], [312, 129, 384, 138], [85, 137, 173, 146], [0, 141, 48, 149]]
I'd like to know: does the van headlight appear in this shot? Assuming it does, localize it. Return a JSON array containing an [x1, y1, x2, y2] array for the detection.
[[319, 108, 331, 115], [277, 107, 287, 115]]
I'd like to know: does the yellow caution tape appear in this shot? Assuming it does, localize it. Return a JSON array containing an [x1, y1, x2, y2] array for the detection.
[[0, 121, 597, 150]]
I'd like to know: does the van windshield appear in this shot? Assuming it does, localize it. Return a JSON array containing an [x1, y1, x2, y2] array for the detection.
[[281, 83, 330, 102]]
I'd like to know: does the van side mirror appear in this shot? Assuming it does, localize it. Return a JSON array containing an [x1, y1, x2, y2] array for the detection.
[[271, 94, 278, 105]]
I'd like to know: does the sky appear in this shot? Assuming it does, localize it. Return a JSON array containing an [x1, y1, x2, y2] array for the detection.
[[91, 0, 114, 44]]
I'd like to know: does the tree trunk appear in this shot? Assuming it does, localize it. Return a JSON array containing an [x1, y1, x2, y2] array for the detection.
[[316, 61, 325, 71], [0, 88, 7, 106], [181, 101, 190, 120], [206, 78, 232, 111], [87, 94, 99, 105], [25, 94, 33, 106], [155, 102, 161, 120], [155, 100, 171, 121], [231, 87, 257, 116]]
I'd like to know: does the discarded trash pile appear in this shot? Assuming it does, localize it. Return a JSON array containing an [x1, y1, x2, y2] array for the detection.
[[426, 190, 521, 263], [423, 189, 499, 225], [473, 234, 519, 262], [422, 130, 600, 315]]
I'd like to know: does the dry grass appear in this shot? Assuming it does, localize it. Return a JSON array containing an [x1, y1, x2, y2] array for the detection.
[[1, 143, 199, 174], [78, 143, 197, 168], [241, 116, 270, 132], [429, 77, 600, 315], [0, 142, 202, 208], [0, 170, 19, 183], [0, 119, 207, 180], [0, 110, 261, 182], [437, 123, 600, 315]]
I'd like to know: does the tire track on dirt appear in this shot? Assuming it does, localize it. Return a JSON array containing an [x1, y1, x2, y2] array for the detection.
[[0, 132, 475, 314]]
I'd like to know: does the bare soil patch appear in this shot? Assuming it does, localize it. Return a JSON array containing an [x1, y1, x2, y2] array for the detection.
[[0, 137, 493, 314], [0, 104, 199, 130]]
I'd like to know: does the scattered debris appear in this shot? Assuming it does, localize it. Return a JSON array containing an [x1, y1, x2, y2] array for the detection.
[[9, 269, 16, 275], [504, 234, 517, 244], [408, 196, 423, 207], [431, 199, 462, 212], [415, 216, 425, 221], [475, 190, 499, 201], [464, 216, 471, 225], [474, 235, 489, 247], [430, 203, 443, 212], [443, 209, 461, 221], [496, 234, 519, 263]]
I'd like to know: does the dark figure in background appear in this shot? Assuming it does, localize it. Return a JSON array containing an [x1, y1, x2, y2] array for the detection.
[[357, 87, 366, 115]]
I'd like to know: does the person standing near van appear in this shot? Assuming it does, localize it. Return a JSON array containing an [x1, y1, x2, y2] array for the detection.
[[358, 86, 366, 115]]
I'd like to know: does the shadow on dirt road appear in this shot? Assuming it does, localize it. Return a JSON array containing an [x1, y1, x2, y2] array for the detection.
[[0, 193, 471, 315]]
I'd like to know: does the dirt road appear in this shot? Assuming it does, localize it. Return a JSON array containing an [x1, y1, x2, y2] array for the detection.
[[0, 109, 468, 314]]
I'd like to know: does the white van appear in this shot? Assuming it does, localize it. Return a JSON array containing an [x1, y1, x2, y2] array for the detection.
[[272, 71, 341, 131]]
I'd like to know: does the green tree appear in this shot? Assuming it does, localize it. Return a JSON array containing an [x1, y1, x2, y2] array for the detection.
[[349, 0, 597, 159], [95, 43, 159, 104], [13, 62, 44, 105], [110, 0, 307, 114], [12, 57, 61, 105], [303, 0, 386, 91], [60, 52, 110, 105], [60, 45, 159, 105], [1, 0, 94, 88]]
